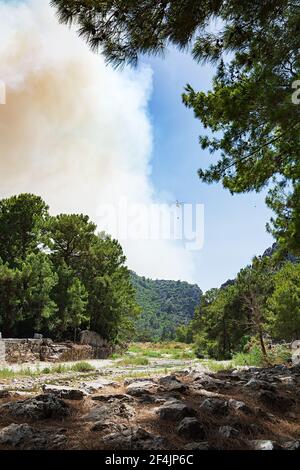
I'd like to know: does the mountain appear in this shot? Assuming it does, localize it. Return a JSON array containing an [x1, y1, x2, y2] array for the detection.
[[131, 272, 202, 341]]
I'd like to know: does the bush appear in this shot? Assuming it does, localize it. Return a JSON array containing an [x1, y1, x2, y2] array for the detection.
[[71, 361, 95, 372]]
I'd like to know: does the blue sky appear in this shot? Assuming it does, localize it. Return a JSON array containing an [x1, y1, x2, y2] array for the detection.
[[142, 48, 274, 290]]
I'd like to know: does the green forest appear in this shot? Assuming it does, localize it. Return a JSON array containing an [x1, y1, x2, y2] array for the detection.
[[0, 193, 139, 343], [180, 248, 300, 363], [131, 273, 201, 341]]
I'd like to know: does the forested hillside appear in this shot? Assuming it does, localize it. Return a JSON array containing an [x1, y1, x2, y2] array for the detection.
[[182, 247, 300, 362], [131, 273, 202, 341]]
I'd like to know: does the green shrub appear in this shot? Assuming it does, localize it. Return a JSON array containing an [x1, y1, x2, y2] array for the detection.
[[71, 361, 95, 372]]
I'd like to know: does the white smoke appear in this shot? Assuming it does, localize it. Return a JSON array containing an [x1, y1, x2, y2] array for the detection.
[[0, 0, 197, 283]]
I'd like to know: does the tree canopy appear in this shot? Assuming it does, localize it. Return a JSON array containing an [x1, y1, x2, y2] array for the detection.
[[0, 194, 139, 342]]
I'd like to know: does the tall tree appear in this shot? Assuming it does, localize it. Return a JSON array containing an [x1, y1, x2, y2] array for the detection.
[[0, 261, 22, 337], [267, 262, 300, 340], [235, 257, 275, 360], [18, 252, 58, 336], [0, 194, 49, 267]]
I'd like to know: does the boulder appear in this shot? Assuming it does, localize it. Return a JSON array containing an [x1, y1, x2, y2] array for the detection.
[[228, 398, 251, 414], [199, 398, 228, 416], [103, 427, 167, 450], [244, 378, 276, 392], [283, 440, 300, 450], [218, 425, 239, 438], [126, 381, 158, 397], [80, 379, 119, 393], [176, 417, 205, 440], [184, 441, 210, 450], [291, 340, 300, 366], [0, 423, 66, 450], [250, 440, 282, 450], [83, 402, 136, 422], [91, 421, 127, 433], [91, 394, 134, 403], [157, 401, 196, 422], [43, 385, 86, 400], [158, 375, 187, 393], [0, 394, 70, 420]]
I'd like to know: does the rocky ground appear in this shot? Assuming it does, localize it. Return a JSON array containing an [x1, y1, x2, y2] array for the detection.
[[0, 359, 300, 451]]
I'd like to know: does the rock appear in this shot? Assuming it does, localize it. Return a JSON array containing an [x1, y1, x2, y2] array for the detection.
[[126, 381, 158, 397], [283, 440, 300, 450], [184, 441, 210, 450], [193, 375, 226, 390], [218, 425, 239, 438], [250, 440, 282, 450], [199, 398, 228, 416], [103, 427, 167, 450], [0, 423, 67, 450], [0, 423, 33, 447], [157, 401, 196, 422], [244, 378, 276, 392], [158, 375, 187, 393], [291, 340, 300, 365], [84, 402, 136, 422], [0, 389, 10, 398], [91, 421, 127, 433], [228, 398, 251, 414], [91, 393, 134, 403], [258, 390, 295, 411], [137, 394, 166, 405], [176, 417, 205, 440], [80, 379, 119, 393], [43, 384, 86, 400], [0, 394, 70, 420], [278, 376, 294, 385]]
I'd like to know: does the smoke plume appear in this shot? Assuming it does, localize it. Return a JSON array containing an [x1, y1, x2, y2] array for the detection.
[[0, 0, 197, 282]]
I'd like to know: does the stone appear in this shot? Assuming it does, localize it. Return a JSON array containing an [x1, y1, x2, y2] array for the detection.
[[103, 427, 167, 450], [184, 441, 210, 450], [80, 379, 119, 393], [283, 440, 300, 450], [0, 423, 67, 450], [0, 394, 70, 420], [218, 425, 239, 438], [250, 440, 281, 450], [91, 393, 134, 403], [199, 398, 228, 416], [244, 378, 276, 392], [291, 340, 300, 365], [258, 390, 295, 411], [126, 381, 158, 397], [43, 384, 86, 400], [33, 333, 43, 340], [91, 421, 127, 433], [157, 401, 196, 422], [228, 398, 251, 414], [176, 417, 205, 440], [158, 375, 187, 393], [83, 402, 136, 422]]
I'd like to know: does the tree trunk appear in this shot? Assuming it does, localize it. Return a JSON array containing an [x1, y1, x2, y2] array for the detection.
[[258, 328, 270, 364]]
